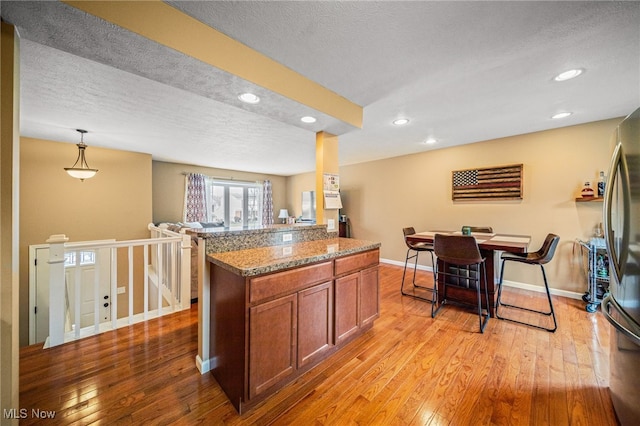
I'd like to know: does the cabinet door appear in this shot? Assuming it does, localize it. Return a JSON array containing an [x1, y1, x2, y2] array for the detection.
[[298, 281, 333, 368], [335, 273, 360, 345], [249, 294, 297, 399], [360, 266, 379, 327]]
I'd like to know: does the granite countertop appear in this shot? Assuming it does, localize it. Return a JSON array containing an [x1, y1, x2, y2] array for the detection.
[[207, 238, 381, 277], [187, 223, 324, 236]]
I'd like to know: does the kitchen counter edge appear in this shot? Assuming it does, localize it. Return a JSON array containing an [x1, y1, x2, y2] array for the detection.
[[207, 238, 381, 277]]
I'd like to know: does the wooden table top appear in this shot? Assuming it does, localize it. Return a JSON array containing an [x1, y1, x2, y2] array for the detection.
[[407, 230, 531, 253]]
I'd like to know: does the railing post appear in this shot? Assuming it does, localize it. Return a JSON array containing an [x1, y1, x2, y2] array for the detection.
[[180, 232, 192, 309], [47, 234, 69, 347]]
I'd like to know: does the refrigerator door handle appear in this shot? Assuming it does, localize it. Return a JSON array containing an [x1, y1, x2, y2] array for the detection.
[[602, 294, 640, 346], [603, 141, 631, 283]]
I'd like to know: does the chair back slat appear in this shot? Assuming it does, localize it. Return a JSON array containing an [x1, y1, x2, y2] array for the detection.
[[403, 227, 416, 237], [434, 234, 483, 265], [535, 233, 560, 264], [462, 226, 493, 233]]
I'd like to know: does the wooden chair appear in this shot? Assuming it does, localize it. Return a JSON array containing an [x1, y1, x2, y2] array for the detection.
[[433, 234, 490, 333], [496, 233, 560, 332], [400, 227, 437, 315]]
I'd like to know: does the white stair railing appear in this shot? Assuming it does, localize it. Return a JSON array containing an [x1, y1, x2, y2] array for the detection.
[[46, 224, 191, 348]]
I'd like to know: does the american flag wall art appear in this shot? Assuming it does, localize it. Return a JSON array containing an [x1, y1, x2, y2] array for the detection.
[[452, 164, 523, 201]]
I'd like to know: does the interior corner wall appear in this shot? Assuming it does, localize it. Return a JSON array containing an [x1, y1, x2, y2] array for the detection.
[[1, 19, 20, 418], [19, 137, 153, 346], [151, 160, 287, 224], [335, 118, 622, 294]]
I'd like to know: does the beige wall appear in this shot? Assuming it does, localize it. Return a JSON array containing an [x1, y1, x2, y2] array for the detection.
[[335, 118, 621, 294], [19, 137, 153, 346], [286, 171, 315, 219], [152, 160, 288, 224]]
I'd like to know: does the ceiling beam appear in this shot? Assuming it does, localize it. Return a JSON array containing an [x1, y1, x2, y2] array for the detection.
[[62, 0, 363, 129]]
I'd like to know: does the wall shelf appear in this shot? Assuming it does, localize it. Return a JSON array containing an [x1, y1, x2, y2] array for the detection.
[[575, 196, 604, 202]]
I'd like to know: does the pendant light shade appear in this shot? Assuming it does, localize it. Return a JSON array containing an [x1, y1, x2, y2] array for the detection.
[[65, 129, 98, 181]]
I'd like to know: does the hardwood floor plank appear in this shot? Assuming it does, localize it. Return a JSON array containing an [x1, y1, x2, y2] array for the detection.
[[19, 264, 618, 425]]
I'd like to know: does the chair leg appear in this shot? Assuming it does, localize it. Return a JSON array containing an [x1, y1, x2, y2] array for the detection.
[[477, 262, 490, 333], [401, 249, 437, 305], [496, 260, 557, 332], [430, 254, 437, 317], [400, 248, 416, 295]]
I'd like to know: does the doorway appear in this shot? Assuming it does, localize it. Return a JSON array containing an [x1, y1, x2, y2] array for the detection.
[[29, 243, 113, 345]]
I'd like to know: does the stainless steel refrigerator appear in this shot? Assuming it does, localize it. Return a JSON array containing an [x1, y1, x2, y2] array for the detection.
[[603, 106, 640, 425]]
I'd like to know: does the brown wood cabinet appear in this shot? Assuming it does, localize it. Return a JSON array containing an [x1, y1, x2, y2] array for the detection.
[[209, 248, 379, 413], [360, 266, 380, 327], [335, 273, 360, 344], [298, 281, 333, 368], [249, 293, 297, 399], [335, 266, 380, 345]]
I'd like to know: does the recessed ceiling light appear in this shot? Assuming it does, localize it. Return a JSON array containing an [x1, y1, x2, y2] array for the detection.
[[554, 69, 583, 82], [393, 118, 410, 126], [301, 116, 316, 123], [552, 112, 572, 119], [238, 93, 260, 104], [424, 138, 437, 145]]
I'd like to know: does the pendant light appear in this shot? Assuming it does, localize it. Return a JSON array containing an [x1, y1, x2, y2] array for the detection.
[[64, 129, 98, 181]]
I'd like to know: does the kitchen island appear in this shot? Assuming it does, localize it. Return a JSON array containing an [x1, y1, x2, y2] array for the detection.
[[207, 237, 381, 413]]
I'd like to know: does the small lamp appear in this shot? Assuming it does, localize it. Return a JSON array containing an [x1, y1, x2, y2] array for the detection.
[[278, 209, 289, 224], [64, 129, 98, 181]]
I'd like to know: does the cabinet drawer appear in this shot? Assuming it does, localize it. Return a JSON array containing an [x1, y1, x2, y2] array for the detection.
[[334, 249, 379, 277], [250, 261, 333, 304]]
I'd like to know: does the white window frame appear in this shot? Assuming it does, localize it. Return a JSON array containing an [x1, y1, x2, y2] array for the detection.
[[205, 178, 263, 228], [64, 251, 96, 267]]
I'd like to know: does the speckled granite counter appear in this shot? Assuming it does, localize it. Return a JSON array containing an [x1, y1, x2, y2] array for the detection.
[[188, 223, 335, 254], [207, 237, 380, 276]]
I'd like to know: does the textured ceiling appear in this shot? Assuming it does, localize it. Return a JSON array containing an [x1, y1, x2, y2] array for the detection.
[[2, 1, 639, 176]]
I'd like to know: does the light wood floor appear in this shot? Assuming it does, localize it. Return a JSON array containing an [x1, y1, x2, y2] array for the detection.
[[19, 264, 618, 425]]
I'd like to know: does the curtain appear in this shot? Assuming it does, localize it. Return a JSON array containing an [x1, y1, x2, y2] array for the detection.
[[262, 179, 274, 225], [183, 173, 207, 222]]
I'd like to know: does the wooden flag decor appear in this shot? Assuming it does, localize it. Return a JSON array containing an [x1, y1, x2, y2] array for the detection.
[[452, 164, 523, 201]]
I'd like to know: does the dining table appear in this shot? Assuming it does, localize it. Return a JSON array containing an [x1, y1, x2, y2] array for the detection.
[[405, 230, 531, 316]]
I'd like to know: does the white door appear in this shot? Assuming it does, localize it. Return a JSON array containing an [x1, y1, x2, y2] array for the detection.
[[32, 246, 112, 344], [33, 247, 51, 344], [66, 249, 112, 328]]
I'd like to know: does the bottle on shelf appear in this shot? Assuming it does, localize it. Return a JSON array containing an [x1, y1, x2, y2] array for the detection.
[[597, 171, 606, 197], [594, 222, 604, 238], [581, 181, 595, 198]]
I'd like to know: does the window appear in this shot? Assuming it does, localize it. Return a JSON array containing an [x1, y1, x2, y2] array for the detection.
[[205, 178, 262, 228], [64, 251, 96, 267]]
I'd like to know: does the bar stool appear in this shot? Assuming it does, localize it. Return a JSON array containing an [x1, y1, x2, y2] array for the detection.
[[401, 227, 437, 314], [462, 226, 493, 233], [496, 233, 560, 332], [433, 234, 490, 333]]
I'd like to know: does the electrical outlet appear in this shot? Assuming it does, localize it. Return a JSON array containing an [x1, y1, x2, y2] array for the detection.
[[327, 219, 335, 230], [283, 233, 292, 242], [117, 286, 125, 294]]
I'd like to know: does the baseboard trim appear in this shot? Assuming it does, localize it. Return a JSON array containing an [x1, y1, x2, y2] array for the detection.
[[380, 258, 583, 300], [195, 355, 210, 374]]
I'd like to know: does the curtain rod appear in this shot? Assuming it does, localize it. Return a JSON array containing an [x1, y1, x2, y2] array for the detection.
[[181, 172, 262, 184]]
